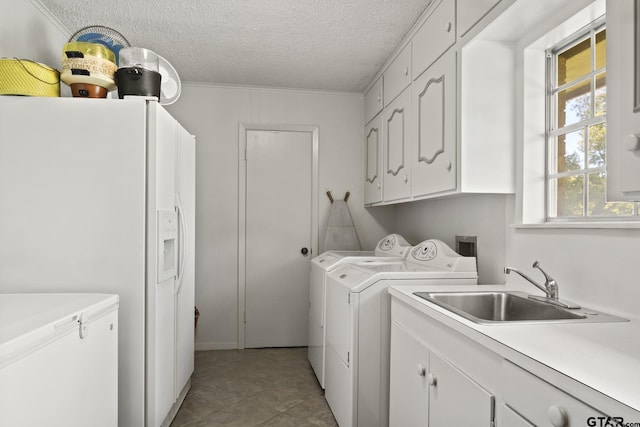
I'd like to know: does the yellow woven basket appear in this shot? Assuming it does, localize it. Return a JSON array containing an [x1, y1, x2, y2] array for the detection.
[[0, 58, 60, 97]]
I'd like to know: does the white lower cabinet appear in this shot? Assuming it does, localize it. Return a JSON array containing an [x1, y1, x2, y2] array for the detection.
[[389, 294, 624, 427], [389, 322, 430, 426], [496, 403, 535, 427], [389, 322, 494, 427], [500, 361, 606, 427], [429, 352, 493, 426]]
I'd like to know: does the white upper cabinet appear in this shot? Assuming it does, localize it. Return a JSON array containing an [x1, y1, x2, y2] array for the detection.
[[364, 113, 383, 205], [364, 76, 383, 125], [383, 44, 412, 107], [457, 0, 502, 39], [606, 0, 640, 200], [362, 0, 515, 206], [411, 51, 457, 198], [383, 87, 412, 202], [412, 0, 456, 79]]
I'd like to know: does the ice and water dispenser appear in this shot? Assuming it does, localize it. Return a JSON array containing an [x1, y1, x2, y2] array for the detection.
[[157, 210, 178, 283]]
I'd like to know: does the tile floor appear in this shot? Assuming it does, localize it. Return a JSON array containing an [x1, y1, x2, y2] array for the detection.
[[170, 347, 338, 426]]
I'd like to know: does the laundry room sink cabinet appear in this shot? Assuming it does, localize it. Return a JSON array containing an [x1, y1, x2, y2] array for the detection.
[[389, 310, 494, 426], [389, 286, 640, 427]]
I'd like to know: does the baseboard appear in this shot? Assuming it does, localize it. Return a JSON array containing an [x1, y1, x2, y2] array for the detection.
[[195, 341, 238, 351]]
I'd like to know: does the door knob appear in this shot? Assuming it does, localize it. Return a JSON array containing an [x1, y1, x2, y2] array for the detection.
[[301, 247, 310, 256]]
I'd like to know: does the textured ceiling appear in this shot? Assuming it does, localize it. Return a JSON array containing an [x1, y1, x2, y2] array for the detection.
[[38, 0, 433, 92]]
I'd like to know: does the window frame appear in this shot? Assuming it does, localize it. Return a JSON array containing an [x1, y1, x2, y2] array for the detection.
[[515, 0, 640, 228], [546, 20, 609, 221]]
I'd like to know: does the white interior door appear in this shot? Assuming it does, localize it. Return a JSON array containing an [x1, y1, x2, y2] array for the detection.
[[244, 129, 314, 348]]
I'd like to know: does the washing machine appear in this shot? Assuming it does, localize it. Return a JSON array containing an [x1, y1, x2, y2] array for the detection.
[[308, 234, 412, 389], [323, 239, 478, 427]]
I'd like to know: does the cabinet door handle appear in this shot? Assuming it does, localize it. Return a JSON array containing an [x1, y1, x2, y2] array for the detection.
[[427, 373, 437, 386], [416, 363, 426, 377], [547, 405, 567, 427], [624, 134, 640, 151], [445, 22, 452, 33]]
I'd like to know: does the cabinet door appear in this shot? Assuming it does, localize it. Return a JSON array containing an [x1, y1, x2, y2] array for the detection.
[[501, 361, 606, 426], [411, 51, 457, 198], [429, 352, 494, 427], [364, 113, 383, 205], [412, 0, 455, 78], [389, 322, 430, 427], [383, 87, 411, 203], [606, 0, 640, 200], [365, 76, 384, 124], [457, 0, 502, 38], [496, 402, 535, 427], [384, 44, 412, 106]]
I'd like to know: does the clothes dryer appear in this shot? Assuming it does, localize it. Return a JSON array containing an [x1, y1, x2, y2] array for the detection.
[[324, 239, 477, 427], [308, 234, 412, 388]]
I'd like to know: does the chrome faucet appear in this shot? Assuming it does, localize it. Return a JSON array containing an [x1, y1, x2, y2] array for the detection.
[[504, 261, 580, 309]]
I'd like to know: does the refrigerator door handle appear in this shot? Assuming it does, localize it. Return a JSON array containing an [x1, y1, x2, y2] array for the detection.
[[175, 194, 188, 294]]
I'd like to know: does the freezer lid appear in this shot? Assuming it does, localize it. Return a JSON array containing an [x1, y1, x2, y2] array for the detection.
[[0, 293, 119, 366]]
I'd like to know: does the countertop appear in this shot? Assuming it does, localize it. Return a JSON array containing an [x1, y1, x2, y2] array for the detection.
[[389, 283, 640, 416]]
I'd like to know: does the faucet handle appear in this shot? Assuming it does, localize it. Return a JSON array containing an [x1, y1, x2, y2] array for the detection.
[[532, 261, 552, 282], [532, 261, 559, 295]]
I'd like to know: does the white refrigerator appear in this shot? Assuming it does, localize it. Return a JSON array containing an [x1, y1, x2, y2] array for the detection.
[[0, 96, 196, 427], [0, 293, 119, 427]]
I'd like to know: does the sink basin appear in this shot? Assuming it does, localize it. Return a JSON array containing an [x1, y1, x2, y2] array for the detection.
[[413, 291, 628, 324]]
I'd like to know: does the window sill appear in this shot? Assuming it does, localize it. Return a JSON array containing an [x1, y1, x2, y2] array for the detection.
[[511, 221, 640, 229]]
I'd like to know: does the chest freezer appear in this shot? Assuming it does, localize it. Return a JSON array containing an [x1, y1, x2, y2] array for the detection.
[[0, 293, 119, 427]]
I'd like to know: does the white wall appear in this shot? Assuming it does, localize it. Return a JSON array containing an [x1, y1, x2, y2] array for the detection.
[[1, 1, 71, 96], [1, 1, 67, 62], [166, 84, 396, 349], [395, 194, 509, 285], [396, 194, 640, 318]]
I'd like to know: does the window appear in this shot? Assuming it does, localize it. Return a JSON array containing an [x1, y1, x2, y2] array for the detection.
[[546, 22, 639, 220]]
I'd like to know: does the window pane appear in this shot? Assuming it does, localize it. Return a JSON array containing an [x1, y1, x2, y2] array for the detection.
[[553, 175, 584, 217], [595, 29, 606, 70], [557, 80, 591, 127], [587, 123, 606, 168], [595, 73, 606, 116], [587, 172, 634, 216], [555, 130, 585, 173], [557, 38, 591, 86]]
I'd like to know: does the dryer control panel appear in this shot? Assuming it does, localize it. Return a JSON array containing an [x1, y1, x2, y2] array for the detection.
[[407, 239, 477, 273]]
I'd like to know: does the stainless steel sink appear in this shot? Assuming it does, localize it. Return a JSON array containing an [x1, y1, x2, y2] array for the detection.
[[413, 291, 628, 324]]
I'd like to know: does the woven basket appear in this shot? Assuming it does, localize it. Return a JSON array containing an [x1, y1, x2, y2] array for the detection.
[[0, 58, 60, 97]]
